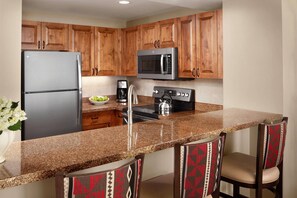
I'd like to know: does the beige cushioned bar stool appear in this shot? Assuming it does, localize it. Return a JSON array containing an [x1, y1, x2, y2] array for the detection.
[[56, 154, 144, 198], [220, 117, 288, 198], [141, 133, 226, 198]]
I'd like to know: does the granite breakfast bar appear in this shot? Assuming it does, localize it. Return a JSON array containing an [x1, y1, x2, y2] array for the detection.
[[0, 108, 282, 189]]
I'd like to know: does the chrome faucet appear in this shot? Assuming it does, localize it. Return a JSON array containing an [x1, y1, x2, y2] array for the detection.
[[127, 84, 138, 125]]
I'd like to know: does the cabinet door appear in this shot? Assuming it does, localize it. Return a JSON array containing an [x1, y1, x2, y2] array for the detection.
[[21, 21, 41, 50], [95, 27, 119, 76], [82, 111, 112, 131], [177, 15, 196, 78], [42, 22, 69, 51], [217, 9, 223, 79], [121, 26, 140, 76], [196, 11, 218, 78], [140, 22, 159, 49], [159, 18, 178, 48], [69, 25, 94, 76]]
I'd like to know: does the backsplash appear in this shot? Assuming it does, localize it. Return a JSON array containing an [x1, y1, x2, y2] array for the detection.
[[82, 76, 127, 97], [82, 76, 223, 105], [128, 77, 223, 105]]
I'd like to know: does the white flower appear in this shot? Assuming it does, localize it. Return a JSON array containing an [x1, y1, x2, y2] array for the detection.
[[0, 97, 27, 132]]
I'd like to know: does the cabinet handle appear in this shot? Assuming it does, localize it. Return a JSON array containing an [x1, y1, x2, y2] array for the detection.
[[153, 40, 157, 48], [196, 67, 200, 77], [42, 41, 45, 49], [91, 68, 94, 76], [157, 40, 161, 48], [38, 41, 41, 49], [192, 68, 196, 77], [91, 117, 99, 120], [95, 68, 99, 75]]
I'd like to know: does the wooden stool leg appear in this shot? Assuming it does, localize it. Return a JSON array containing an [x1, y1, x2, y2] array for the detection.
[[233, 184, 240, 197], [276, 163, 283, 198]]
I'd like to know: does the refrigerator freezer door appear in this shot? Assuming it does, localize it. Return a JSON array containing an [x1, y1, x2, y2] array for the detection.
[[23, 90, 82, 140], [23, 51, 81, 92]]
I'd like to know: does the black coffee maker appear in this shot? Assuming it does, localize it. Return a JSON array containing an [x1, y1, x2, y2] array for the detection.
[[116, 80, 128, 103]]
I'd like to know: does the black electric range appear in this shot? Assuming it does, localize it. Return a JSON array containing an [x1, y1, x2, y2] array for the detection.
[[122, 86, 195, 124]]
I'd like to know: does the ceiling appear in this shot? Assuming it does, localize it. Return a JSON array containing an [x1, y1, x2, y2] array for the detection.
[[22, 0, 222, 21]]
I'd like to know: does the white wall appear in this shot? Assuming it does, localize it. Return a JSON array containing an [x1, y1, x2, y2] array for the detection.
[[282, 0, 297, 197]]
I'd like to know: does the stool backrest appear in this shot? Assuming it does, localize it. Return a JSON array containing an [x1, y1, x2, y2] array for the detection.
[[175, 133, 226, 198], [262, 118, 288, 169], [56, 155, 144, 198]]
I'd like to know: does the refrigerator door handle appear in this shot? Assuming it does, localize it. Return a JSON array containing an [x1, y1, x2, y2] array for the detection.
[[76, 55, 82, 90], [76, 54, 82, 127]]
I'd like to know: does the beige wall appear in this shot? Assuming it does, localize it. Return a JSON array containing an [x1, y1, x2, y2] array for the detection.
[[282, 0, 297, 197], [222, 0, 297, 197], [22, 7, 126, 28], [127, 8, 203, 27], [0, 0, 22, 100]]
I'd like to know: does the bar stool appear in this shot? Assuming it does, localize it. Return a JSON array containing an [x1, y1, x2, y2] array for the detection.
[[141, 132, 226, 198], [56, 154, 144, 198], [220, 117, 288, 198]]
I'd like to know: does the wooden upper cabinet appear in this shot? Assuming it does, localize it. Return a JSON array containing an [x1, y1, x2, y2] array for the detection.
[[121, 26, 140, 76], [140, 20, 177, 49], [69, 25, 94, 76], [22, 21, 68, 51], [22, 21, 41, 50], [94, 27, 120, 76], [158, 18, 178, 48], [140, 22, 159, 49], [177, 15, 196, 78], [217, 9, 223, 79], [41, 22, 69, 51], [196, 11, 218, 79]]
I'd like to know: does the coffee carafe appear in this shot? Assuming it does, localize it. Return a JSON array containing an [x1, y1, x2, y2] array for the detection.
[[117, 80, 128, 103]]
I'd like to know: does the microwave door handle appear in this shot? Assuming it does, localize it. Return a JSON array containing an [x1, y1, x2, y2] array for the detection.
[[164, 55, 169, 74], [160, 54, 165, 74]]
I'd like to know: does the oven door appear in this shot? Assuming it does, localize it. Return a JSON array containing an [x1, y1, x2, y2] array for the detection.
[[122, 112, 158, 125]]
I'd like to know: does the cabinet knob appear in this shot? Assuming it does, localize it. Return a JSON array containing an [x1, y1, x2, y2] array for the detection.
[[153, 40, 157, 48], [196, 67, 200, 77], [192, 68, 196, 77], [42, 41, 45, 49], [157, 40, 160, 48]]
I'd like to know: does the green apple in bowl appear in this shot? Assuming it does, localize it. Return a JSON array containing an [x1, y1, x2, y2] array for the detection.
[[89, 96, 109, 105]]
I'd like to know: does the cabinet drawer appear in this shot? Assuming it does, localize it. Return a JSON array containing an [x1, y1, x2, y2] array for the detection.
[[82, 111, 112, 130]]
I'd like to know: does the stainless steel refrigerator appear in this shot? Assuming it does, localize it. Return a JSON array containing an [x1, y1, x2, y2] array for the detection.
[[21, 51, 82, 140]]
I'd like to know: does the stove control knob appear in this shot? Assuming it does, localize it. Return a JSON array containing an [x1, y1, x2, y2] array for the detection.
[[181, 93, 185, 97], [176, 92, 181, 96], [153, 90, 159, 94], [185, 93, 189, 97]]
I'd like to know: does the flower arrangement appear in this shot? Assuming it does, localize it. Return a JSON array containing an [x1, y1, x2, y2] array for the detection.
[[0, 98, 27, 135]]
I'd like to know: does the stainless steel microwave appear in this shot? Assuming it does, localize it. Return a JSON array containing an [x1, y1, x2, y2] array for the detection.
[[137, 48, 178, 80]]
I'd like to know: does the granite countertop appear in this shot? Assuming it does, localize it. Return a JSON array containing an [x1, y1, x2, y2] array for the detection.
[[0, 108, 282, 189]]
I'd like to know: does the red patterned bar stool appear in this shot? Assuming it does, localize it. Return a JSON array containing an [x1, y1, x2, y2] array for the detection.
[[220, 117, 288, 198], [56, 154, 144, 198], [141, 132, 226, 198]]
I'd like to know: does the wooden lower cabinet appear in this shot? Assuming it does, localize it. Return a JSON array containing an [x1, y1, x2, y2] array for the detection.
[[82, 110, 122, 131]]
